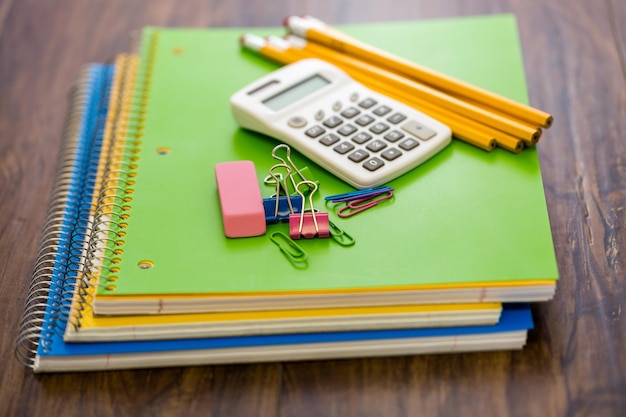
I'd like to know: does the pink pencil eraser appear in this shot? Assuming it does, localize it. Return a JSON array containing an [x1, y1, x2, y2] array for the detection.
[[215, 161, 266, 238]]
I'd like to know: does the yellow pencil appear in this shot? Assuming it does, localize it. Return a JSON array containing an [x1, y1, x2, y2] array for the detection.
[[460, 96, 543, 145], [283, 34, 540, 145], [493, 132, 525, 154], [240, 34, 301, 66], [244, 35, 499, 152], [285, 16, 553, 129], [349, 69, 528, 153], [349, 69, 498, 152]]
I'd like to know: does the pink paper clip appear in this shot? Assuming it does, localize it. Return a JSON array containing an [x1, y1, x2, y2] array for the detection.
[[337, 190, 394, 218], [289, 180, 330, 240]]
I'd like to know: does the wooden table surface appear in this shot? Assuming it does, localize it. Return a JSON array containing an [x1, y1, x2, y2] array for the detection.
[[1, 0, 625, 416]]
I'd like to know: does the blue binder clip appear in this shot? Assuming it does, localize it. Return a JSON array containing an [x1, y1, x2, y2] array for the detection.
[[263, 195, 303, 223]]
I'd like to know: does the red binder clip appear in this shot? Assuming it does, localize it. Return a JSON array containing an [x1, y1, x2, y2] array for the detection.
[[289, 180, 330, 240]]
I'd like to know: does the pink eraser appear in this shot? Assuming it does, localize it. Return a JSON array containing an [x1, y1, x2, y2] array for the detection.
[[215, 161, 266, 238]]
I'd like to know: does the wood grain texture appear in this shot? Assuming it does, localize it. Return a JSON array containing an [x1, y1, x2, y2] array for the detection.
[[0, 0, 12, 38], [1, 0, 625, 416]]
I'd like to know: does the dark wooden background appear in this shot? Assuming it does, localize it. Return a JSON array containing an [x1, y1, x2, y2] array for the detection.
[[1, 0, 625, 416]]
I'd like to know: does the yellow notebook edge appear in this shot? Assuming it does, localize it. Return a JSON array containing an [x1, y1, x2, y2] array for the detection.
[[66, 53, 141, 338]]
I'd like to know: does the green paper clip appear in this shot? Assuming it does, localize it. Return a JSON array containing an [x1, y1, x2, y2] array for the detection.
[[328, 220, 355, 247], [270, 231, 309, 267]]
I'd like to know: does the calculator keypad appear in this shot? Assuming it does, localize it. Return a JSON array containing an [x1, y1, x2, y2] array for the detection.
[[305, 126, 325, 138], [366, 140, 387, 152], [323, 116, 343, 128], [337, 124, 358, 136], [292, 94, 439, 178], [333, 141, 355, 154], [341, 107, 360, 118], [359, 98, 377, 109], [319, 133, 340, 146], [355, 115, 375, 126], [387, 112, 407, 124]]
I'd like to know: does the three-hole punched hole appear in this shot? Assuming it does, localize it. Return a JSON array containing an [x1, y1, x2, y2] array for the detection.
[[107, 146, 168, 291]]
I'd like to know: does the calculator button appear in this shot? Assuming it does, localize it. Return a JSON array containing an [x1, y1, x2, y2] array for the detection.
[[350, 92, 359, 102], [288, 116, 307, 128], [399, 137, 420, 151], [337, 124, 358, 136], [334, 141, 355, 154], [352, 132, 372, 144], [401, 120, 436, 140], [382, 148, 402, 161], [341, 107, 360, 119], [369, 122, 389, 134], [348, 149, 369, 163], [355, 115, 375, 126], [314, 110, 325, 121], [319, 133, 340, 146], [387, 112, 407, 124], [358, 98, 377, 109], [366, 140, 387, 152], [332, 101, 342, 112], [363, 157, 385, 171], [384, 130, 404, 142], [323, 116, 343, 128], [373, 105, 392, 116], [305, 125, 325, 138]]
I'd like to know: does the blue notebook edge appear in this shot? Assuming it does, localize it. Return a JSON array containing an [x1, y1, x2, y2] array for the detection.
[[42, 303, 533, 357], [14, 63, 115, 367]]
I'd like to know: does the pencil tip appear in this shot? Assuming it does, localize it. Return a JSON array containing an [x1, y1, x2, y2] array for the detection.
[[545, 116, 553, 129]]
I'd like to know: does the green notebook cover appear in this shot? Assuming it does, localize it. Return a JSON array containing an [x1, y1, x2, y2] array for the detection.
[[96, 15, 558, 297]]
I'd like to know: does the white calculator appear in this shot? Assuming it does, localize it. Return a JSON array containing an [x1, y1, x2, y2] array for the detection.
[[230, 58, 451, 189]]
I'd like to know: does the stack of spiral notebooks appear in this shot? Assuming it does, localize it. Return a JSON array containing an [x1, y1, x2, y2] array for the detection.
[[15, 15, 558, 372]]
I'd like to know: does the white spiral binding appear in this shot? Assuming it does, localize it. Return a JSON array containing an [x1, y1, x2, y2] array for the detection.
[[15, 66, 96, 367], [16, 33, 157, 368]]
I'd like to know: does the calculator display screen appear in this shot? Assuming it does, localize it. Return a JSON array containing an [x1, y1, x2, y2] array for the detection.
[[262, 75, 330, 111]]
